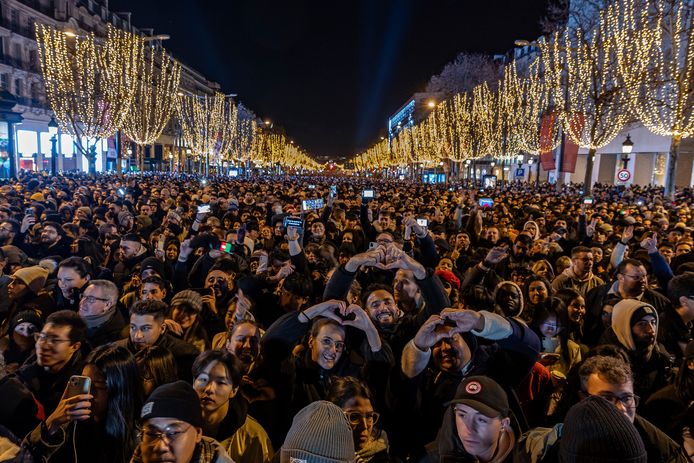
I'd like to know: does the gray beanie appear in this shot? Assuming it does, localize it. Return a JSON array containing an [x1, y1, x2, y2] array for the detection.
[[280, 401, 355, 463]]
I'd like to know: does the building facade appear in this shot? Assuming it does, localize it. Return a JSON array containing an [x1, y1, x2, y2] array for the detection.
[[0, 0, 222, 176]]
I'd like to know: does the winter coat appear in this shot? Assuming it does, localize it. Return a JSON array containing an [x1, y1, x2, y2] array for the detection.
[[600, 299, 674, 401], [15, 350, 85, 416], [207, 395, 273, 463]]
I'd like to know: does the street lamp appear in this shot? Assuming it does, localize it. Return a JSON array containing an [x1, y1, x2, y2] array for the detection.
[[48, 117, 58, 176], [621, 134, 633, 169], [427, 100, 436, 109]]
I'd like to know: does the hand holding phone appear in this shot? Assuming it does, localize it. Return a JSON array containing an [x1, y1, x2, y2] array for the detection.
[[46, 376, 93, 433]]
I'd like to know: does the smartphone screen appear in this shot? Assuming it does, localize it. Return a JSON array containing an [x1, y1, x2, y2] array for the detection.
[[283, 216, 304, 229], [478, 198, 494, 209], [302, 199, 324, 211], [416, 218, 428, 227], [583, 197, 594, 205], [197, 204, 211, 214], [330, 185, 337, 198], [219, 241, 235, 254], [362, 189, 374, 199]]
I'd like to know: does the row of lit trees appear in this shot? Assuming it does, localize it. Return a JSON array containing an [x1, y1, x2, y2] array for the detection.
[[35, 23, 316, 175], [354, 0, 692, 194]]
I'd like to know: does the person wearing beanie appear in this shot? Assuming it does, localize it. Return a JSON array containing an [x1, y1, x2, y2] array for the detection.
[[280, 400, 355, 463], [0, 309, 42, 374], [420, 376, 515, 463], [602, 298, 673, 400], [583, 258, 671, 345], [132, 380, 234, 463], [517, 355, 688, 463], [11, 265, 49, 296], [7, 266, 54, 320], [170, 290, 209, 352], [559, 396, 647, 463], [191, 350, 273, 463]]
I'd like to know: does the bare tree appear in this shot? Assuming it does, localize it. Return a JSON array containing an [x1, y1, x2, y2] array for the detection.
[[425, 52, 501, 98]]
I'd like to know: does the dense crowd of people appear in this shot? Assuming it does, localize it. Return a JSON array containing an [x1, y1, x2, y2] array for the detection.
[[0, 171, 692, 462]]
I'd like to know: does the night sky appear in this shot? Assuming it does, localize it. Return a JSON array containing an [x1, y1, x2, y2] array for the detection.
[[109, 0, 549, 159]]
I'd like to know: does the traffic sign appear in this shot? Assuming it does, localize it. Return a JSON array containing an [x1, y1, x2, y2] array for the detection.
[[617, 169, 631, 182]]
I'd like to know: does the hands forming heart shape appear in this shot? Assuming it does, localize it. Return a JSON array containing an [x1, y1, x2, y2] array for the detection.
[[363, 245, 407, 270]]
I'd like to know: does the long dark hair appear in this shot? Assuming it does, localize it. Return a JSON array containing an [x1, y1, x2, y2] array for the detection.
[[675, 357, 694, 404], [532, 297, 571, 365], [85, 344, 142, 462], [134, 345, 178, 394]]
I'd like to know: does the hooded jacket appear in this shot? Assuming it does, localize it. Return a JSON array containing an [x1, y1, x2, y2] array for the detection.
[[602, 299, 674, 400], [419, 406, 515, 463]]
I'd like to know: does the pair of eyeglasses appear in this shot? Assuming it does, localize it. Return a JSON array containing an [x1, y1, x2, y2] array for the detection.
[[585, 391, 640, 409], [320, 337, 345, 353], [82, 295, 110, 304], [344, 411, 380, 426], [139, 423, 192, 446], [34, 333, 72, 346]]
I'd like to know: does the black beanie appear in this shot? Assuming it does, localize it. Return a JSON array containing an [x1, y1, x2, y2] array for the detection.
[[140, 381, 203, 428], [560, 396, 646, 463]]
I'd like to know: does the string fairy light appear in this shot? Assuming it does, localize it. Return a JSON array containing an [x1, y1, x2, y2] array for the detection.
[[36, 23, 143, 173]]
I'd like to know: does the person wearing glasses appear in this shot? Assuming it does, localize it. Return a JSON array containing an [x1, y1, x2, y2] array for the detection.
[[551, 246, 604, 298], [15, 310, 86, 416], [328, 376, 395, 463], [191, 350, 273, 463], [132, 380, 233, 463], [584, 258, 672, 345], [22, 345, 142, 463], [601, 299, 674, 401], [258, 299, 391, 446], [516, 355, 688, 463], [79, 279, 125, 348]]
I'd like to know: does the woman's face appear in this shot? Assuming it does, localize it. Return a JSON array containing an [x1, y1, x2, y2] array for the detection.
[[527, 281, 549, 305], [568, 296, 586, 324], [533, 263, 550, 279], [165, 244, 179, 261], [341, 396, 376, 451], [171, 306, 197, 329], [309, 324, 345, 370]]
